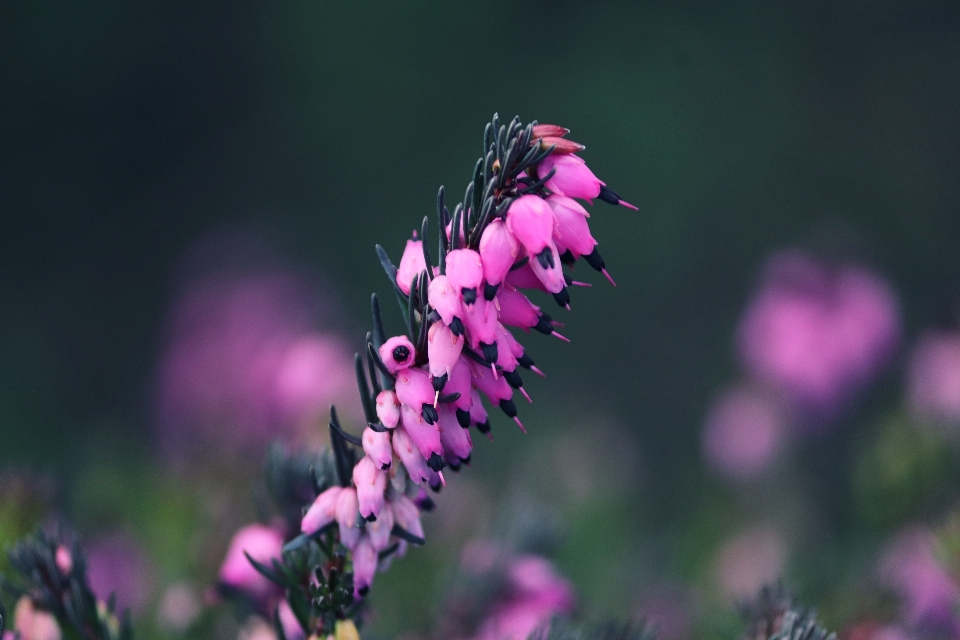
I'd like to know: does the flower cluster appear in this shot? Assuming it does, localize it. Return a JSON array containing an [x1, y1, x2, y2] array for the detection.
[[297, 114, 635, 613]]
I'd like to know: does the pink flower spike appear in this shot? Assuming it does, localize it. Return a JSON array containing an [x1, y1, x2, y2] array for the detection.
[[396, 239, 425, 295], [353, 456, 387, 520], [513, 416, 527, 433], [479, 218, 520, 291], [375, 389, 401, 428], [506, 195, 556, 256], [302, 486, 344, 535], [362, 427, 393, 469], [537, 154, 603, 201], [379, 335, 416, 373], [335, 487, 361, 549], [446, 248, 485, 306], [428, 274, 464, 329]]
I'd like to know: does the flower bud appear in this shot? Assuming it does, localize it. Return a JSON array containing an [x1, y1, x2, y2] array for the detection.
[[531, 124, 569, 138], [353, 456, 387, 520], [539, 136, 585, 154], [362, 427, 393, 469], [394, 366, 436, 418], [392, 426, 433, 484], [335, 487, 361, 549], [400, 404, 443, 461], [391, 494, 425, 540], [396, 238, 425, 295], [463, 298, 498, 350], [506, 195, 556, 256], [537, 154, 603, 201], [530, 241, 565, 295], [428, 275, 464, 327], [428, 321, 464, 380], [379, 335, 416, 373], [375, 390, 401, 428], [446, 249, 484, 306], [302, 486, 344, 535], [479, 219, 520, 288], [351, 536, 378, 599], [439, 406, 473, 461], [366, 502, 394, 551], [548, 195, 597, 258]]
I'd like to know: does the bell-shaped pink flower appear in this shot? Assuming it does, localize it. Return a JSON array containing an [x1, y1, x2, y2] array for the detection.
[[400, 404, 443, 460], [494, 327, 520, 373], [445, 357, 475, 411], [428, 321, 464, 380], [529, 240, 565, 295], [335, 487, 361, 549], [471, 362, 513, 405], [391, 494, 425, 540], [379, 335, 416, 373], [446, 248, 485, 306], [302, 486, 344, 535], [366, 502, 394, 552], [506, 195, 556, 256], [392, 426, 434, 484], [439, 406, 473, 463], [463, 297, 499, 350], [548, 195, 597, 258], [395, 366, 436, 420], [12, 597, 62, 640], [531, 124, 569, 138], [362, 427, 393, 469], [505, 263, 548, 293], [375, 389, 401, 428], [469, 389, 490, 430], [428, 274, 464, 328], [396, 238, 425, 295], [218, 524, 284, 602], [496, 288, 541, 330], [352, 535, 378, 598], [479, 219, 521, 290], [353, 455, 387, 520], [537, 154, 603, 201]]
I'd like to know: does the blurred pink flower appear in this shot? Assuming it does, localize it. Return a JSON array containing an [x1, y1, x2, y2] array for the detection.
[[907, 331, 960, 425], [153, 234, 357, 457], [11, 597, 60, 640], [702, 384, 787, 481], [879, 527, 960, 633], [714, 525, 787, 600], [218, 524, 285, 604], [737, 251, 900, 420], [85, 532, 153, 618], [464, 543, 576, 640]]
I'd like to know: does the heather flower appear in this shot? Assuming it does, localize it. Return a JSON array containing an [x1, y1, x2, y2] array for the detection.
[[479, 218, 520, 297], [736, 250, 900, 419], [335, 487, 362, 549], [301, 486, 343, 535], [907, 330, 960, 425], [352, 455, 388, 520], [361, 427, 393, 469], [446, 248, 485, 306], [538, 153, 637, 210], [219, 524, 284, 604], [396, 238, 426, 295], [375, 389, 401, 428], [11, 597, 61, 640], [85, 532, 154, 617], [702, 384, 788, 481], [713, 525, 787, 600]]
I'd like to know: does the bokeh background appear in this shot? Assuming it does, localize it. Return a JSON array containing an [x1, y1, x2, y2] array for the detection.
[[3, 1, 960, 639]]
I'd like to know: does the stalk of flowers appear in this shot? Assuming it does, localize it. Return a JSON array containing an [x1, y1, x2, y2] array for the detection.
[[270, 114, 635, 638]]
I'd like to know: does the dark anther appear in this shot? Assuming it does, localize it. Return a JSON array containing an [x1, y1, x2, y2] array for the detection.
[[365, 513, 377, 522], [429, 477, 443, 493], [518, 354, 535, 369], [438, 392, 461, 403], [461, 287, 477, 305], [509, 256, 530, 271], [462, 454, 472, 465], [475, 420, 492, 434], [534, 314, 553, 335], [427, 452, 444, 472], [392, 345, 411, 363], [598, 185, 621, 205], [432, 373, 448, 392], [484, 281, 499, 300], [552, 287, 570, 308], [480, 342, 499, 365], [358, 585, 370, 596], [427, 309, 441, 323], [559, 249, 576, 265], [419, 495, 436, 511], [422, 404, 439, 424], [499, 398, 518, 417], [447, 459, 461, 471], [536, 247, 555, 269], [449, 317, 465, 336], [504, 370, 523, 389], [583, 247, 605, 272], [379, 461, 391, 470], [456, 408, 471, 428]]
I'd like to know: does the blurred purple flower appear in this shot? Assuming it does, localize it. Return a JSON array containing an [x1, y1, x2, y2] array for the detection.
[[153, 234, 357, 457], [702, 384, 788, 481], [218, 523, 284, 605], [736, 250, 900, 420], [907, 330, 960, 425], [85, 532, 153, 618], [879, 527, 960, 634], [713, 525, 787, 600], [463, 543, 576, 640]]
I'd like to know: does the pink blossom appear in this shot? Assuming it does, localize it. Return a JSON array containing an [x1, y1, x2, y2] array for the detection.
[[880, 527, 960, 632], [547, 195, 597, 259], [375, 390, 401, 428], [429, 275, 465, 328], [736, 251, 900, 419], [362, 427, 393, 469], [702, 384, 787, 481], [396, 238, 426, 295], [11, 597, 61, 640], [446, 249, 485, 306], [302, 486, 343, 535], [352, 456, 387, 520], [537, 154, 603, 201], [366, 503, 394, 551], [85, 532, 154, 616], [379, 335, 416, 373], [713, 525, 787, 600], [907, 331, 960, 424], [479, 219, 521, 292], [392, 426, 434, 485], [335, 488, 361, 549], [506, 195, 556, 257], [352, 536, 378, 598], [428, 321, 465, 381], [219, 524, 284, 603], [400, 404, 443, 461]]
